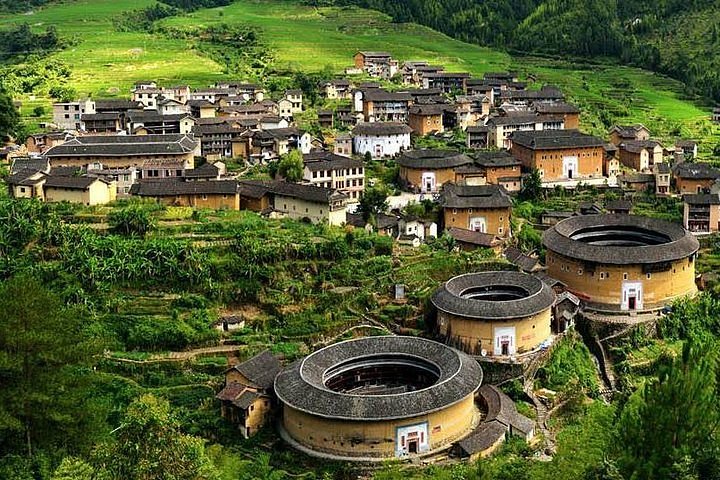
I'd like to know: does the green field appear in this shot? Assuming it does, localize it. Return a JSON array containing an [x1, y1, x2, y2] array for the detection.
[[1, 0, 718, 146]]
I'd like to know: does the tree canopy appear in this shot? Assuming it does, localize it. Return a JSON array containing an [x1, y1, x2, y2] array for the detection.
[[277, 149, 305, 182]]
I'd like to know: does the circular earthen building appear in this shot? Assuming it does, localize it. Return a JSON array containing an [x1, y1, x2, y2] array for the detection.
[[275, 336, 483, 460], [432, 271, 555, 357], [542, 214, 699, 312]]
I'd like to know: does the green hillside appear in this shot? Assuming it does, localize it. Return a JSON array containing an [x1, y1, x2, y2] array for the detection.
[[0, 0, 717, 146]]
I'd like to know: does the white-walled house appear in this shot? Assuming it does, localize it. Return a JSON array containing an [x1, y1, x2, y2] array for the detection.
[[352, 122, 412, 159]]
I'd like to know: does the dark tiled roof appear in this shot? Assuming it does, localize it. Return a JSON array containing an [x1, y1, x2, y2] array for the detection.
[[473, 151, 520, 168], [446, 227, 500, 247], [352, 122, 412, 136], [618, 173, 655, 183], [432, 271, 555, 320], [609, 124, 648, 138], [81, 113, 121, 122], [440, 183, 512, 209], [95, 99, 144, 111], [504, 246, 540, 272], [673, 162, 720, 180], [44, 175, 103, 189], [238, 180, 347, 203], [274, 336, 483, 420], [619, 140, 662, 153], [457, 420, 507, 456], [684, 193, 720, 205], [655, 163, 671, 174], [467, 125, 489, 133], [44, 134, 198, 157], [480, 385, 535, 434], [363, 89, 412, 102], [542, 214, 699, 265], [487, 114, 563, 126], [185, 162, 219, 178], [11, 157, 49, 174], [605, 199, 633, 211], [233, 350, 281, 390], [532, 101, 580, 114], [357, 51, 392, 58], [6, 169, 46, 186], [396, 149, 473, 169], [233, 390, 262, 410], [130, 179, 238, 196], [216, 382, 245, 401], [128, 111, 192, 123], [303, 151, 362, 171], [511, 129, 605, 150], [408, 104, 447, 115]]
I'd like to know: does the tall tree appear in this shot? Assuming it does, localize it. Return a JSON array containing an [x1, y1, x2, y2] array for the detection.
[[617, 339, 720, 479], [0, 275, 104, 457], [357, 185, 390, 221], [277, 149, 304, 182], [0, 87, 21, 141], [96, 394, 215, 480]]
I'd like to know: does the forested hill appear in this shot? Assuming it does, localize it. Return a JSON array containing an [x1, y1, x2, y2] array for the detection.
[[309, 0, 720, 103]]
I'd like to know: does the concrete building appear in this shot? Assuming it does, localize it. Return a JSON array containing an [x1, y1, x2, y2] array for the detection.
[[302, 151, 364, 202], [432, 271, 555, 357], [52, 99, 96, 131], [543, 215, 699, 312]]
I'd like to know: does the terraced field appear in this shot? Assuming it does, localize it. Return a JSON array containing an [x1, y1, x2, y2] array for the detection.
[[1, 0, 718, 145]]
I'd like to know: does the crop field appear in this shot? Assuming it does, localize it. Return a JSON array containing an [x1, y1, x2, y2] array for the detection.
[[1, 0, 718, 145]]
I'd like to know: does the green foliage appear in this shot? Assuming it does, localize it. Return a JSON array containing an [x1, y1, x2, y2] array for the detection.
[[659, 294, 720, 341], [159, 0, 231, 11], [0, 275, 105, 456], [515, 223, 542, 254], [51, 457, 95, 480], [537, 333, 599, 395], [0, 87, 21, 141], [358, 185, 390, 221], [0, 24, 62, 62], [519, 169, 542, 202], [277, 149, 304, 182], [108, 204, 157, 238], [616, 339, 720, 479], [96, 394, 216, 480], [114, 4, 180, 33]]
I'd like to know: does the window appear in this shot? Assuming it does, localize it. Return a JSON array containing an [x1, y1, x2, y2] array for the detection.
[[623, 273, 628, 280], [202, 195, 208, 200], [578, 269, 583, 276], [20, 187, 26, 193], [600, 272, 605, 280], [646, 273, 651, 279], [452, 209, 457, 214]]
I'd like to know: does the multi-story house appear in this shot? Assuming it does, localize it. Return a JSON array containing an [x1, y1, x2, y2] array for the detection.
[[354, 51, 398, 79], [352, 122, 412, 159], [52, 99, 96, 131], [421, 72, 471, 94], [486, 114, 565, 149], [440, 183, 513, 239], [302, 151, 364, 202], [360, 89, 412, 123]]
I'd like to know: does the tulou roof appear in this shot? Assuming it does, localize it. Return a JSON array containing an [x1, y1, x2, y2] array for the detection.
[[352, 122, 413, 136], [440, 183, 512, 209], [673, 162, 720, 180], [542, 214, 699, 265], [510, 129, 605, 150], [44, 134, 198, 158], [274, 336, 483, 421], [130, 179, 238, 196], [396, 149, 473, 169], [238, 180, 347, 204], [432, 271, 555, 320]]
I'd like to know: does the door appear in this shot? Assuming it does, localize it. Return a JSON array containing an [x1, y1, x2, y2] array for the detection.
[[408, 440, 418, 454], [563, 156, 578, 179], [469, 217, 487, 233], [396, 423, 429, 457], [374, 143, 383, 158], [421, 172, 436, 193], [622, 282, 643, 311], [501, 342, 509, 356], [494, 326, 516, 356]]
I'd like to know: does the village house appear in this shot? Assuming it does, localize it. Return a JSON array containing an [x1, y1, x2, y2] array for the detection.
[[617, 172, 655, 192], [653, 162, 672, 195], [675, 140, 699, 159], [454, 95, 491, 129], [43, 133, 200, 171], [457, 151, 523, 192], [465, 80, 496, 102], [127, 111, 195, 135], [352, 122, 412, 159], [605, 199, 633, 215], [302, 151, 364, 202], [317, 110, 334, 129], [346, 212, 400, 237], [217, 350, 282, 438], [278, 90, 303, 119], [683, 193, 720, 234], [52, 98, 96, 131], [238, 180, 348, 225], [81, 112, 123, 133], [401, 61, 445, 86], [617, 140, 664, 171], [25, 132, 70, 154], [397, 149, 474, 193], [132, 86, 164, 109], [86, 165, 138, 196], [446, 227, 503, 253], [398, 215, 438, 243], [240, 128, 312, 163], [359, 89, 412, 123], [408, 104, 446, 136], [333, 133, 352, 157], [321, 79, 352, 100], [608, 124, 651, 146], [191, 123, 247, 159], [6, 169, 47, 200], [532, 101, 580, 129], [486, 114, 565, 149], [499, 85, 563, 106], [42, 175, 117, 205], [713, 107, 720, 123], [214, 82, 264, 102], [510, 129, 606, 183], [673, 162, 720, 194], [130, 178, 240, 209], [440, 183, 513, 238], [187, 100, 217, 119], [421, 72, 471, 94], [354, 51, 398, 79], [466, 125, 490, 149]]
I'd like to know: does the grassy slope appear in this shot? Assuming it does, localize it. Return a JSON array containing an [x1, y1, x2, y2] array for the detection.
[[1, 0, 717, 145]]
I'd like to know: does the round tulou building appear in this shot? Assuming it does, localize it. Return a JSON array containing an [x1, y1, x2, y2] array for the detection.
[[542, 214, 699, 312], [274, 336, 483, 460], [431, 271, 556, 357]]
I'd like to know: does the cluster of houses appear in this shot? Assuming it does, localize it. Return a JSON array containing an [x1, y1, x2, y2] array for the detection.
[[4, 50, 720, 246]]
